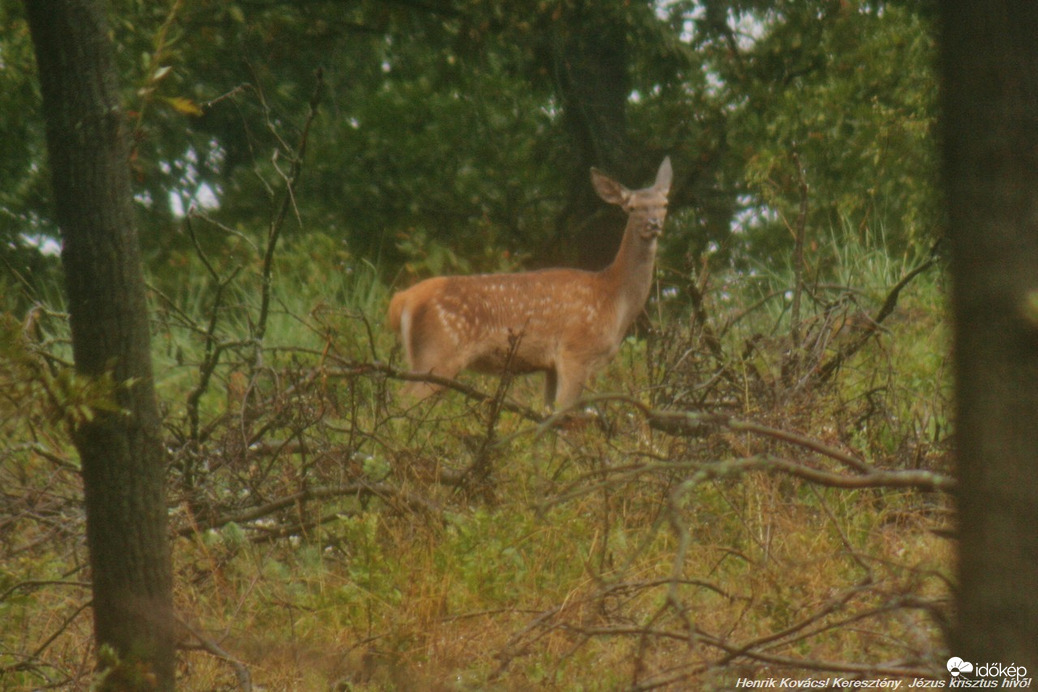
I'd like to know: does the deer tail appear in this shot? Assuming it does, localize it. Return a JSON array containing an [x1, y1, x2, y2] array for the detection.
[[387, 290, 406, 334], [387, 290, 415, 368]]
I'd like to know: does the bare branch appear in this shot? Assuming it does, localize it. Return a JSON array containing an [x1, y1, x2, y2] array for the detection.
[[177, 617, 252, 691], [255, 69, 324, 343], [816, 255, 938, 382], [177, 482, 440, 537]]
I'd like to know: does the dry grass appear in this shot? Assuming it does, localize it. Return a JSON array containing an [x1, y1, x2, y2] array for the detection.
[[0, 247, 954, 690]]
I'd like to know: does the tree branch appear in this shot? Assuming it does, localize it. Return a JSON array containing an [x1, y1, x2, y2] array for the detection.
[[255, 69, 324, 343]]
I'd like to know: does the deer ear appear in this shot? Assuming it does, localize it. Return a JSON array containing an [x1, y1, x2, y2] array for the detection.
[[591, 168, 632, 206], [654, 157, 673, 195]]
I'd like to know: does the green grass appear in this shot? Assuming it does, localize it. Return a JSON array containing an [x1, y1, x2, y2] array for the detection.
[[0, 225, 954, 690]]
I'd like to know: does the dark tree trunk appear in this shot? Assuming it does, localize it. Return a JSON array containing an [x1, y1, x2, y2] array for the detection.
[[24, 0, 176, 688], [939, 1, 1038, 671], [548, 5, 637, 270]]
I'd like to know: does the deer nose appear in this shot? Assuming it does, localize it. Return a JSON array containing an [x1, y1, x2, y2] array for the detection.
[[642, 217, 664, 239]]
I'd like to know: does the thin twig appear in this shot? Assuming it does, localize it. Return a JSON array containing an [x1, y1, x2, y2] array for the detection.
[[789, 149, 809, 350], [0, 579, 90, 604], [177, 616, 252, 691], [816, 254, 937, 382], [176, 481, 440, 537], [255, 69, 324, 343]]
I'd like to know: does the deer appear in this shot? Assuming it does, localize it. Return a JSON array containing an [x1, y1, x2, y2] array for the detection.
[[387, 157, 673, 410]]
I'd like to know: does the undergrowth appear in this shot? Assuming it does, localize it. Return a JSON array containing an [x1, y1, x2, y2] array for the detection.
[[0, 216, 954, 690]]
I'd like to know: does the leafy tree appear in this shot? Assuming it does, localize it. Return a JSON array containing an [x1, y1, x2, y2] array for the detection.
[[3, 0, 940, 290], [23, 0, 175, 687], [940, 0, 1038, 670], [690, 1, 939, 262]]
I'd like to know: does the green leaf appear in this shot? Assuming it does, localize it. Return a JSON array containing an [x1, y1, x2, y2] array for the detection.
[[160, 96, 203, 117]]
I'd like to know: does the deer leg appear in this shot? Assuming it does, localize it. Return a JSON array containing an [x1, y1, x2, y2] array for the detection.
[[403, 365, 464, 400], [553, 358, 590, 410], [404, 341, 465, 400], [402, 379, 445, 400], [544, 369, 559, 408]]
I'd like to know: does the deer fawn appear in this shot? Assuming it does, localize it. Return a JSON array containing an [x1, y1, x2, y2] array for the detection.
[[388, 157, 673, 409]]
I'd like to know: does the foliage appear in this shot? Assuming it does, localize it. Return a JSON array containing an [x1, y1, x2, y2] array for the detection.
[[0, 0, 955, 687], [2, 0, 938, 277], [725, 2, 939, 260]]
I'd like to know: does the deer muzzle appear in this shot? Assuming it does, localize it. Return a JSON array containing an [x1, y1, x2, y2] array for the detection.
[[640, 217, 665, 239]]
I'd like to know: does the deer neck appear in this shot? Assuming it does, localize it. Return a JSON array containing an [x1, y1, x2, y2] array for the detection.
[[600, 212, 659, 329]]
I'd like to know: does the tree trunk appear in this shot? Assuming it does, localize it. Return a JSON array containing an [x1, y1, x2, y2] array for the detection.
[[24, 0, 176, 688], [939, 1, 1038, 672], [548, 4, 637, 270]]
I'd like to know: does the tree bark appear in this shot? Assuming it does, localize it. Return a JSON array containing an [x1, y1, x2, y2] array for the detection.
[[939, 1, 1038, 671], [547, 4, 637, 270], [24, 0, 176, 688]]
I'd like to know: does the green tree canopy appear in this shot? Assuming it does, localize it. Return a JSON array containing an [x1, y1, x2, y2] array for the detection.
[[1, 0, 938, 294]]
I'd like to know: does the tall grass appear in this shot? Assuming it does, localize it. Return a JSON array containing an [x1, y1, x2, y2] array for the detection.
[[0, 217, 954, 690]]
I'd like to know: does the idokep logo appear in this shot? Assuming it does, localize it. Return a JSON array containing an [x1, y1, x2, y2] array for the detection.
[[947, 657, 974, 677]]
